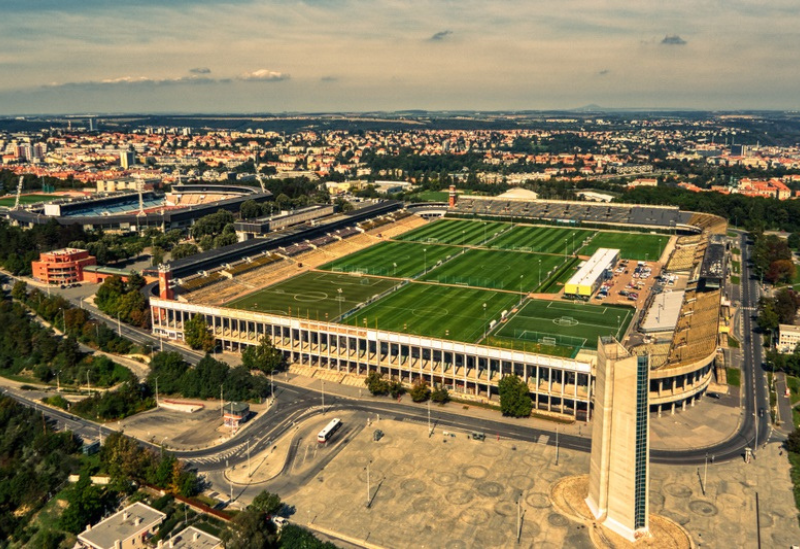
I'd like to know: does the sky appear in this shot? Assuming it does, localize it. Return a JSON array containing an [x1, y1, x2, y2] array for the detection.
[[1, 0, 799, 114]]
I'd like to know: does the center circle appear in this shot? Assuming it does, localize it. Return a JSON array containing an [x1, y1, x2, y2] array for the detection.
[[294, 291, 329, 302], [552, 316, 579, 327], [412, 306, 449, 317]]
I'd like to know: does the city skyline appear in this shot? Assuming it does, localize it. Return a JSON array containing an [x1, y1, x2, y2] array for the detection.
[[2, 0, 800, 114]]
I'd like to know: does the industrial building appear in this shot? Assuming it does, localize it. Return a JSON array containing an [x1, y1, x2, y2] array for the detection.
[[564, 248, 620, 298]]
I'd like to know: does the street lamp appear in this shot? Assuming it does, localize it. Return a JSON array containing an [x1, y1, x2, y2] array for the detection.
[[160, 437, 168, 459], [154, 376, 159, 406], [564, 239, 568, 259], [56, 369, 62, 392], [538, 259, 542, 289], [337, 288, 343, 318], [482, 303, 487, 337], [116, 311, 121, 336], [423, 248, 427, 273]]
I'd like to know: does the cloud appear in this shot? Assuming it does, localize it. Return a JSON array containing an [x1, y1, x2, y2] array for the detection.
[[238, 69, 289, 82], [189, 67, 211, 74], [429, 30, 452, 41], [44, 74, 220, 89], [597, 69, 610, 76], [661, 35, 687, 45]]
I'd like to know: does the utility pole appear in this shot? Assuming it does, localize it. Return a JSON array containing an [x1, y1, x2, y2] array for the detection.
[[221, 384, 224, 419], [270, 371, 274, 405], [322, 381, 325, 414], [87, 371, 91, 396], [703, 452, 709, 495], [247, 440, 251, 477], [56, 370, 62, 392], [516, 496, 522, 542], [116, 312, 121, 336], [427, 397, 432, 436], [366, 461, 371, 508], [555, 426, 560, 466], [154, 377, 159, 406]]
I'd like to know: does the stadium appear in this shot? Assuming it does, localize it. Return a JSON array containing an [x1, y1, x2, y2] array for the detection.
[[150, 191, 727, 420]]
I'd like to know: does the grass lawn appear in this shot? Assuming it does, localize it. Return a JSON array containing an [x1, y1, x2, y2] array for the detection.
[[0, 194, 58, 207], [731, 275, 741, 285], [420, 249, 565, 292], [731, 260, 741, 274], [787, 375, 800, 405], [728, 335, 740, 348], [343, 282, 521, 342], [732, 247, 741, 255], [487, 225, 593, 255], [727, 367, 741, 387], [578, 231, 669, 261], [410, 190, 450, 202], [396, 219, 510, 246], [226, 271, 400, 321], [318, 241, 460, 278], [540, 257, 580, 293], [491, 299, 634, 353]]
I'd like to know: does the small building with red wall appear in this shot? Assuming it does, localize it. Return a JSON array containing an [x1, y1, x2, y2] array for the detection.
[[32, 248, 96, 285]]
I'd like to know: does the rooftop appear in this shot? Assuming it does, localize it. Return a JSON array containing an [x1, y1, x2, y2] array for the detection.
[[161, 526, 222, 549], [78, 502, 166, 549]]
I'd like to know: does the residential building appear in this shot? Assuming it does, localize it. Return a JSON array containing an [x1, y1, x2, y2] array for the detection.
[[778, 324, 800, 353], [31, 248, 97, 285], [158, 526, 222, 549], [77, 502, 166, 549]]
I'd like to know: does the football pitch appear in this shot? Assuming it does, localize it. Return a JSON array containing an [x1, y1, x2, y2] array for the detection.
[[318, 241, 460, 278], [419, 248, 565, 292], [488, 226, 593, 255], [578, 231, 669, 261], [490, 299, 634, 354], [0, 194, 58, 207], [343, 283, 522, 342], [396, 219, 509, 246], [225, 271, 400, 320]]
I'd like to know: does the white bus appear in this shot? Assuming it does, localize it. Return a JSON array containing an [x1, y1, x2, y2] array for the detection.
[[317, 418, 342, 443]]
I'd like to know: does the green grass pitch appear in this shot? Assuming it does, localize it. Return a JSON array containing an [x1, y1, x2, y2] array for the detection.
[[344, 283, 522, 342], [225, 271, 400, 321], [396, 219, 510, 246], [0, 194, 58, 207], [488, 226, 594, 255], [490, 299, 634, 353], [578, 231, 669, 261], [419, 248, 565, 292], [318, 241, 460, 278]]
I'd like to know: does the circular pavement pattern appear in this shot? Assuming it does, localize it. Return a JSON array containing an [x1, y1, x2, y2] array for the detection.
[[378, 447, 403, 462], [464, 465, 489, 480], [689, 500, 719, 517], [375, 486, 396, 503], [478, 445, 503, 457], [494, 501, 516, 516], [477, 481, 504, 498], [719, 522, 741, 536], [459, 508, 491, 525], [527, 493, 551, 508], [446, 489, 474, 505], [660, 510, 690, 526], [434, 472, 458, 486], [390, 462, 415, 477], [326, 478, 348, 490], [294, 291, 328, 302], [664, 483, 693, 498], [547, 513, 570, 527], [401, 479, 427, 494], [445, 541, 467, 549], [474, 527, 507, 547], [541, 470, 563, 483], [412, 496, 436, 513], [650, 490, 666, 508], [522, 454, 541, 467], [510, 475, 535, 491], [357, 468, 383, 484], [412, 306, 449, 318]]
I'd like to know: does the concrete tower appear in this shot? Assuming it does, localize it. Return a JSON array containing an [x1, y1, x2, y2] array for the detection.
[[448, 184, 457, 208], [586, 337, 650, 541]]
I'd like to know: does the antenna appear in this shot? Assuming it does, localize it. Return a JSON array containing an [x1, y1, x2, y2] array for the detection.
[[13, 176, 23, 210]]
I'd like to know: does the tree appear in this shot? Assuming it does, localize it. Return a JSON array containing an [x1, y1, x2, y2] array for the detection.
[[241, 336, 284, 375], [184, 315, 215, 352], [431, 386, 450, 404], [221, 509, 276, 549], [498, 374, 532, 417], [249, 490, 283, 516], [409, 380, 431, 402], [787, 427, 800, 454], [147, 352, 189, 395], [11, 280, 27, 301], [757, 297, 780, 334], [278, 525, 338, 548], [60, 472, 105, 534], [151, 245, 165, 267], [170, 243, 199, 260], [389, 380, 404, 399], [365, 371, 390, 395]]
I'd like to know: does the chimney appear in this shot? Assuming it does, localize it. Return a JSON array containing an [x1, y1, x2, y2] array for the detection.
[[193, 531, 200, 541], [135, 517, 142, 526], [122, 511, 129, 522], [86, 524, 92, 531], [158, 542, 163, 549]]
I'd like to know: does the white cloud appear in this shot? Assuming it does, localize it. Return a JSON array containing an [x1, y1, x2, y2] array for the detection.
[[238, 69, 289, 82]]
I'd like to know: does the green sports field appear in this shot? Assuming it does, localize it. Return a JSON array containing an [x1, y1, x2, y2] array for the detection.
[[489, 299, 634, 355], [419, 248, 565, 292], [0, 194, 58, 207], [343, 283, 522, 342], [226, 271, 400, 321], [318, 241, 460, 278], [396, 219, 509, 246], [488, 226, 593, 255], [579, 231, 669, 261]]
